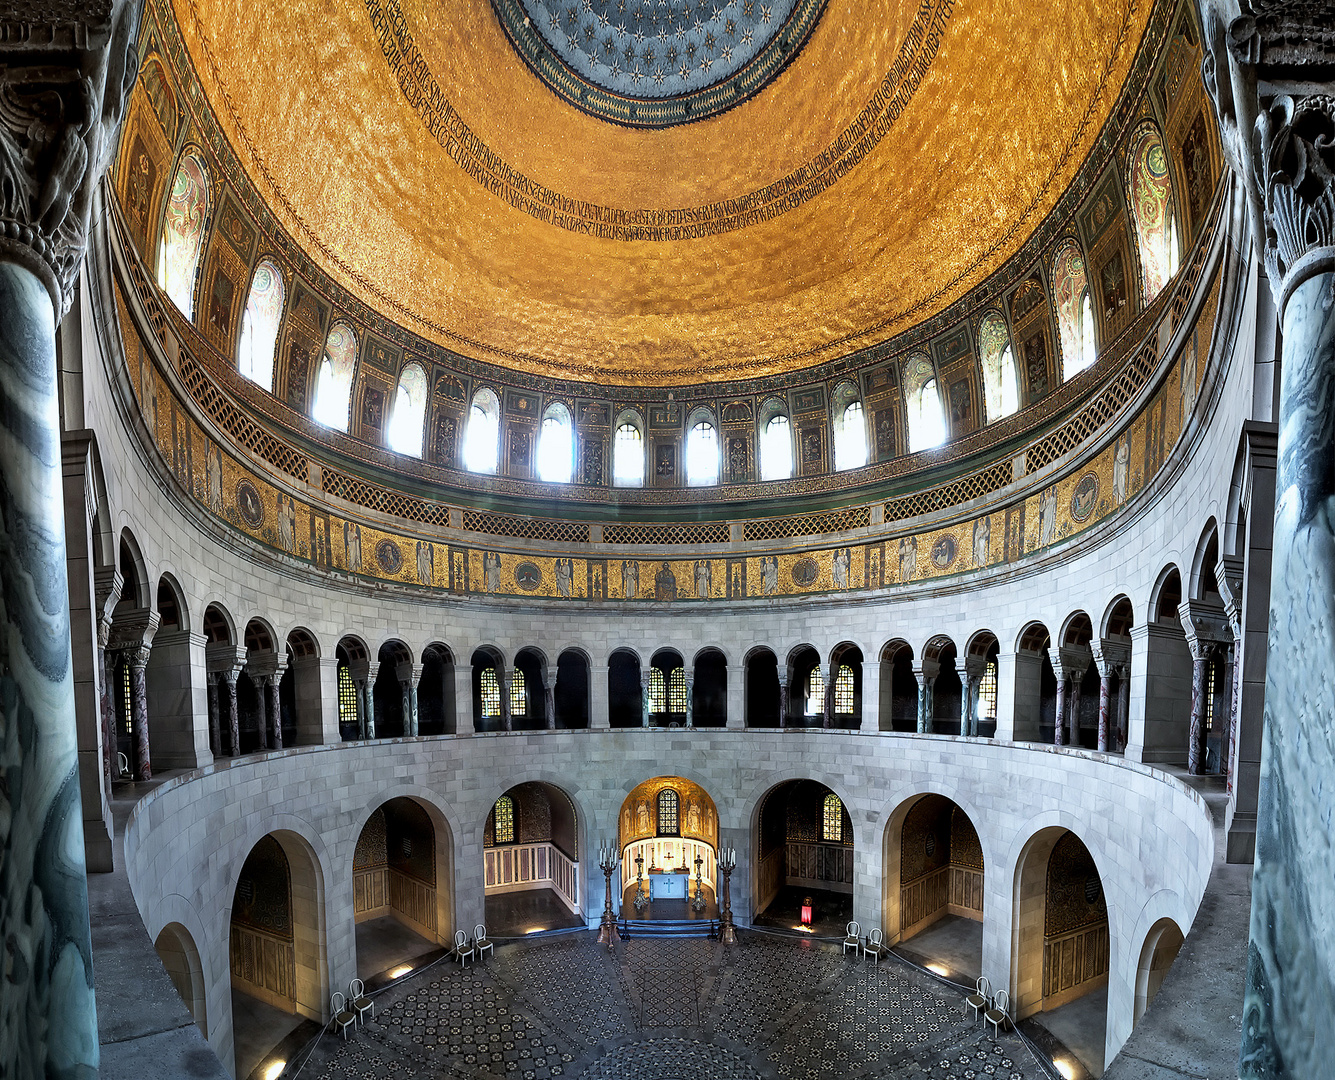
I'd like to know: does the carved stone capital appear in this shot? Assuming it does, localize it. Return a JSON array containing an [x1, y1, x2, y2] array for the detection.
[[1178, 598, 1233, 660], [1215, 553, 1246, 632], [93, 565, 123, 646], [0, 1, 143, 316], [1090, 639, 1132, 679], [1198, 2, 1335, 306], [106, 605, 158, 657]]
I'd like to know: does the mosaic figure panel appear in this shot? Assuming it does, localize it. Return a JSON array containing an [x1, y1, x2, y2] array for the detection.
[[156, 148, 209, 318]]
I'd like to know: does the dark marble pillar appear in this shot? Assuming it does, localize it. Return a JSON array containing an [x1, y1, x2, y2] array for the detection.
[[1198, 13, 1335, 1071], [1186, 646, 1208, 775], [776, 673, 789, 728], [1097, 669, 1111, 752], [364, 666, 377, 738], [640, 666, 651, 727], [545, 666, 557, 730], [354, 677, 367, 739], [1052, 675, 1067, 747], [223, 670, 240, 756], [1066, 666, 1085, 747], [97, 618, 117, 783], [128, 648, 150, 781], [206, 672, 221, 759], [500, 668, 512, 731], [1116, 666, 1130, 752], [266, 674, 282, 750]]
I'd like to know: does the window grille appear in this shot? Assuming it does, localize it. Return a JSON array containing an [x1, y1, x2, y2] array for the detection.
[[648, 668, 667, 713], [510, 669, 527, 717], [806, 668, 825, 717], [494, 795, 515, 844], [979, 661, 998, 719], [834, 664, 854, 714], [1205, 659, 1216, 731], [480, 667, 502, 717], [338, 664, 357, 726], [121, 663, 133, 736], [668, 667, 687, 713], [823, 793, 843, 842], [658, 789, 679, 835]]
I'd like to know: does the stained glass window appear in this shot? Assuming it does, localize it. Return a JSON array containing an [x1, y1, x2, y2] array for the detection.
[[904, 354, 947, 451], [312, 322, 357, 431], [658, 789, 679, 835], [806, 667, 825, 717], [834, 401, 868, 470], [538, 403, 574, 483], [979, 661, 998, 720], [978, 311, 1020, 423], [648, 667, 667, 712], [668, 667, 688, 713], [237, 260, 284, 391], [510, 668, 527, 717], [480, 667, 502, 718], [760, 414, 793, 480], [156, 149, 210, 318], [1053, 239, 1097, 379], [387, 363, 428, 457], [823, 793, 843, 842], [613, 421, 645, 486], [121, 661, 133, 736], [686, 421, 719, 485], [463, 389, 500, 473], [834, 664, 855, 714], [494, 795, 515, 844], [1127, 120, 1181, 302], [337, 664, 357, 727]]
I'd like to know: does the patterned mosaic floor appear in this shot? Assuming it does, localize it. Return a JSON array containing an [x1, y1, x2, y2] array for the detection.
[[296, 932, 1042, 1079]]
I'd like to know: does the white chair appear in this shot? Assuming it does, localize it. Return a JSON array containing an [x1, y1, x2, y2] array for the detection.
[[965, 976, 991, 1022], [473, 923, 493, 960], [454, 928, 475, 967], [863, 927, 888, 964], [331, 991, 357, 1040], [843, 920, 862, 956], [349, 978, 373, 1025], [984, 988, 1011, 1036]]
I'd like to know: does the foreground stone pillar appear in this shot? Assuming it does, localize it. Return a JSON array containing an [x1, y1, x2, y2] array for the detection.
[[1198, 9, 1335, 1073], [0, 3, 141, 1069]]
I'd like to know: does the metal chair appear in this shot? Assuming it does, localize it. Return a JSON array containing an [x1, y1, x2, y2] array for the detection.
[[843, 920, 862, 956], [964, 976, 991, 1022], [984, 988, 1011, 1036], [349, 978, 373, 1025], [330, 991, 357, 1040], [454, 928, 475, 967], [473, 923, 493, 960], [863, 927, 888, 964]]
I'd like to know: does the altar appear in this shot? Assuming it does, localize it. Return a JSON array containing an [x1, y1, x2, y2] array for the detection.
[[649, 871, 689, 899]]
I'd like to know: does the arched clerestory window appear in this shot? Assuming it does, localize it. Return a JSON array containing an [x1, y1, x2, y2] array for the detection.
[[479, 667, 502, 719], [806, 667, 826, 717], [1053, 239, 1097, 379], [312, 322, 357, 431], [156, 149, 210, 318], [493, 795, 515, 844], [978, 311, 1020, 423], [834, 664, 855, 714], [1127, 120, 1181, 302], [760, 410, 793, 481], [463, 389, 500, 474], [337, 663, 357, 727], [537, 402, 574, 483], [509, 668, 527, 718], [822, 793, 843, 842], [647, 667, 666, 712], [832, 382, 868, 471], [613, 415, 645, 487], [686, 415, 719, 486], [657, 789, 679, 835], [237, 260, 284, 391], [904, 354, 947, 452], [668, 667, 688, 712], [386, 362, 428, 457]]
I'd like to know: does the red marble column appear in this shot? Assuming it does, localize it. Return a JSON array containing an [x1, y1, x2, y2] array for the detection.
[[1116, 667, 1130, 752], [129, 649, 151, 781], [206, 672, 221, 758], [1067, 670, 1084, 747], [223, 670, 240, 756], [1187, 648, 1207, 775], [267, 674, 283, 750], [1053, 676, 1067, 746], [1097, 670, 1111, 752], [97, 627, 117, 783]]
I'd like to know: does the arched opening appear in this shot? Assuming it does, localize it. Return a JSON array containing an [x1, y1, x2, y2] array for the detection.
[[239, 619, 279, 754], [554, 649, 590, 728], [759, 404, 794, 481], [978, 310, 1020, 423], [463, 388, 501, 474], [685, 411, 720, 486], [311, 322, 356, 432], [1013, 623, 1056, 743], [786, 645, 823, 728], [744, 648, 780, 727], [386, 362, 428, 457], [1134, 918, 1185, 1026], [281, 628, 320, 748], [335, 636, 369, 741], [612, 412, 645, 487], [904, 353, 947, 452], [1186, 524, 1231, 775], [649, 648, 687, 726], [1098, 596, 1135, 753], [143, 573, 199, 769], [832, 382, 868, 470], [485, 783, 582, 935], [156, 147, 209, 318], [1141, 566, 1192, 764], [619, 777, 718, 924], [923, 636, 962, 735], [752, 779, 853, 935], [470, 646, 506, 732], [692, 648, 728, 727], [237, 258, 285, 391], [882, 795, 984, 982], [374, 640, 413, 738], [202, 603, 239, 759], [353, 797, 453, 979], [1127, 119, 1181, 302], [879, 640, 918, 732], [1052, 613, 1098, 748], [1053, 238, 1097, 380], [537, 402, 574, 483], [828, 642, 863, 729], [419, 644, 457, 735], [154, 922, 207, 1037], [512, 647, 550, 730], [228, 832, 326, 1080], [1012, 829, 1110, 1077], [964, 632, 1001, 738], [608, 648, 642, 728]]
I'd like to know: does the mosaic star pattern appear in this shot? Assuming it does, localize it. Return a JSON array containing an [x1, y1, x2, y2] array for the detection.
[[297, 933, 1041, 1080]]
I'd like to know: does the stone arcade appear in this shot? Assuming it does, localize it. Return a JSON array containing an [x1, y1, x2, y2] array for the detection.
[[0, 1, 1331, 1079]]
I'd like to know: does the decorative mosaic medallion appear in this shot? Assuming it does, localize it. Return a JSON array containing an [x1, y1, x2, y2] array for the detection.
[[375, 539, 403, 573], [492, 0, 829, 128], [1070, 472, 1099, 522], [931, 535, 957, 570], [235, 479, 264, 528], [790, 557, 818, 587], [514, 561, 543, 591]]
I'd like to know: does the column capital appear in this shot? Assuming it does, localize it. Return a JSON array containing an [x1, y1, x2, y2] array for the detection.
[[246, 650, 286, 681], [107, 606, 159, 660], [93, 566, 123, 646], [1178, 599, 1233, 660], [0, 1, 143, 316], [1090, 639, 1131, 678], [911, 658, 940, 682], [1199, 4, 1335, 308], [1048, 645, 1090, 681], [1215, 554, 1245, 633], [206, 642, 248, 678], [396, 661, 424, 686]]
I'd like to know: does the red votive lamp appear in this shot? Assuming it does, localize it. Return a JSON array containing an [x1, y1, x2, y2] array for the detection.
[[801, 897, 813, 926]]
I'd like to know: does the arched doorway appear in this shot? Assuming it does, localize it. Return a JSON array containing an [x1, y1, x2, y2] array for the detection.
[[472, 646, 507, 732], [963, 632, 1000, 737], [1055, 613, 1098, 748], [374, 640, 413, 738], [154, 922, 206, 1036], [786, 645, 823, 728], [1134, 918, 1185, 1025], [353, 797, 453, 979], [692, 648, 727, 727], [922, 636, 960, 734], [419, 643, 457, 735], [608, 648, 642, 727], [879, 640, 917, 732], [1013, 623, 1056, 742], [335, 636, 369, 741], [228, 832, 326, 1080], [484, 782, 583, 935], [752, 779, 853, 935], [882, 795, 984, 982], [648, 649, 687, 726], [619, 777, 719, 925], [512, 647, 550, 730], [744, 647, 779, 727], [1012, 828, 1110, 1077], [554, 649, 590, 728]]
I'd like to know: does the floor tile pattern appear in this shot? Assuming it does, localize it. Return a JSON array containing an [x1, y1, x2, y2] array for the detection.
[[296, 933, 1040, 1080]]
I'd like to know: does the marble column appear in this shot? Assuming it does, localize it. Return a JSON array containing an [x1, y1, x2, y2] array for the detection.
[[206, 672, 221, 759], [685, 673, 695, 728], [127, 647, 151, 780], [267, 672, 283, 750], [1051, 663, 1067, 747], [499, 668, 512, 731], [95, 600, 118, 784], [960, 657, 985, 738], [222, 670, 240, 755], [822, 665, 835, 728], [641, 666, 652, 726], [1066, 664, 1086, 748], [776, 672, 789, 728], [364, 663, 378, 738], [913, 660, 938, 734], [1198, 15, 1335, 1073], [395, 661, 418, 737], [1097, 669, 1111, 752], [545, 666, 557, 729], [1116, 665, 1130, 752], [0, 6, 139, 1068]]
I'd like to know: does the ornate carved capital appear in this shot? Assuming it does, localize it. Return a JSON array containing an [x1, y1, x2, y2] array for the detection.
[[0, 1, 142, 316], [1198, 1, 1335, 306]]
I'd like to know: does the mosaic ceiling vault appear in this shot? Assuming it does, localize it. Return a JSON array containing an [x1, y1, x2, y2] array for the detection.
[[174, 0, 1157, 384]]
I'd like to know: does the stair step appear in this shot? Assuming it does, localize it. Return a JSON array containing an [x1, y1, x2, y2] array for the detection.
[[619, 918, 716, 938]]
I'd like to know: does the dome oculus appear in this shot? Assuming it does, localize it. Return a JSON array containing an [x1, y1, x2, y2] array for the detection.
[[493, 0, 828, 127]]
